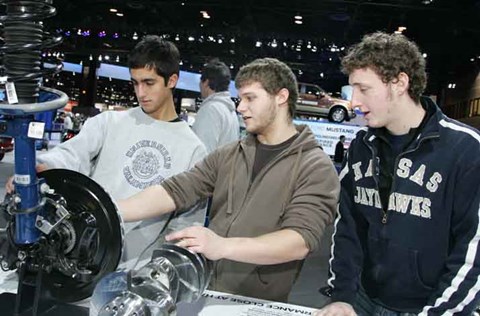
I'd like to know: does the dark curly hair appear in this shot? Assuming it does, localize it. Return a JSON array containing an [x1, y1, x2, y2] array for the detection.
[[341, 32, 427, 103], [235, 58, 298, 119]]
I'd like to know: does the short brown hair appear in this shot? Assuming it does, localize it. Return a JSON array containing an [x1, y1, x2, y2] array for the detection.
[[235, 58, 298, 119], [341, 32, 427, 103]]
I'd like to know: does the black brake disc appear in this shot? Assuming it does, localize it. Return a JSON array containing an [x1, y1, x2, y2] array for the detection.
[[38, 169, 124, 302]]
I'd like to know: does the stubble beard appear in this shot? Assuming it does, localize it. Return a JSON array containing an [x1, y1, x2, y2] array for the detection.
[[253, 100, 278, 135]]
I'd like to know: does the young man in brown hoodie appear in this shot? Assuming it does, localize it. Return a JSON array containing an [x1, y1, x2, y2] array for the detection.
[[120, 58, 339, 302]]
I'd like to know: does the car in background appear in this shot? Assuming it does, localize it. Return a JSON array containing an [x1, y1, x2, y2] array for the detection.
[[0, 137, 13, 161], [296, 82, 355, 123]]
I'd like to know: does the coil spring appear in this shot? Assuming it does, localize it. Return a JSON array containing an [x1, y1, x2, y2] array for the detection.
[[0, 0, 62, 104]]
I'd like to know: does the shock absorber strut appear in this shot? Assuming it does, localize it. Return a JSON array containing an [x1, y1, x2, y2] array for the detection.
[[0, 0, 67, 245]]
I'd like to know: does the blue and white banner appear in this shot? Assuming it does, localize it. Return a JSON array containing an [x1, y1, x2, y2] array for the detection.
[[294, 119, 365, 156]]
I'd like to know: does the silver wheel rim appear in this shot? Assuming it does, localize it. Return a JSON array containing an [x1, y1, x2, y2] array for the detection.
[[331, 108, 345, 122]]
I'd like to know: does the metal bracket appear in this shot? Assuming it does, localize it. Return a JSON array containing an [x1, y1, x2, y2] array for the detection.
[[35, 199, 70, 235]]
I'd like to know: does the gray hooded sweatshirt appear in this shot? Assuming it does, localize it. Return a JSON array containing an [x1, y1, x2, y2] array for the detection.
[[192, 91, 240, 153]]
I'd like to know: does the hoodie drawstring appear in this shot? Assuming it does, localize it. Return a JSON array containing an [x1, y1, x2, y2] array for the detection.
[[226, 145, 240, 215]]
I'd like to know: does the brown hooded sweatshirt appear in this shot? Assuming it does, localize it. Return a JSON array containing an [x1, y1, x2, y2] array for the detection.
[[162, 124, 339, 302]]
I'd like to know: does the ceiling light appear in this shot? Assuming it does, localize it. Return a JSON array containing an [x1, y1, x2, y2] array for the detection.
[[230, 38, 235, 43], [132, 32, 138, 40], [116, 12, 124, 17], [422, 53, 428, 58], [395, 26, 407, 34], [295, 20, 303, 25], [255, 41, 262, 47], [188, 36, 195, 41], [109, 8, 117, 13], [294, 15, 302, 20], [271, 39, 278, 48], [200, 10, 210, 19]]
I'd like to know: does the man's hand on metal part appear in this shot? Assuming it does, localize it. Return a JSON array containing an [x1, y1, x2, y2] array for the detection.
[[166, 226, 227, 261], [5, 163, 49, 194]]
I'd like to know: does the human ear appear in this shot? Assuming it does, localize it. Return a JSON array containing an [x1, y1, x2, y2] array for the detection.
[[167, 73, 179, 88], [276, 88, 289, 105], [395, 72, 410, 95]]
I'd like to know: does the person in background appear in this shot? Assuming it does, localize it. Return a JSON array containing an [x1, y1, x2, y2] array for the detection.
[[6, 35, 207, 267], [315, 31, 480, 316], [119, 58, 339, 302], [334, 135, 346, 163], [192, 59, 240, 153], [63, 112, 73, 131]]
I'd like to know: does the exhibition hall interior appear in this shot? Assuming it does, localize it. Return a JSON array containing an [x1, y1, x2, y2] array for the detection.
[[0, 0, 479, 315]]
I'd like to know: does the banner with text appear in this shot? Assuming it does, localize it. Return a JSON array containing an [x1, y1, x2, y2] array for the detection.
[[293, 119, 365, 156]]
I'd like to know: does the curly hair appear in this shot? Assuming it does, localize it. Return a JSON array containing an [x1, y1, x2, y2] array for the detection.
[[235, 58, 298, 119], [341, 32, 427, 103]]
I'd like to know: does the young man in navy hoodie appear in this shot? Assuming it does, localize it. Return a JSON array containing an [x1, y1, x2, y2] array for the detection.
[[315, 32, 480, 315]]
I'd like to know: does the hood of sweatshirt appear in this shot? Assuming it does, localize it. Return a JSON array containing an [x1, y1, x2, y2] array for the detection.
[[202, 91, 236, 112]]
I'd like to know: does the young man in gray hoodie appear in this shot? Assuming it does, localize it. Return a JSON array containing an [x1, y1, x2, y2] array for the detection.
[[120, 58, 339, 302], [6, 36, 207, 267]]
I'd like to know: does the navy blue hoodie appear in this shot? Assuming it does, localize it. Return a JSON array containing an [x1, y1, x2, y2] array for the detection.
[[328, 97, 480, 315]]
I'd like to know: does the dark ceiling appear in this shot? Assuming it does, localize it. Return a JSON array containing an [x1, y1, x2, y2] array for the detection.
[[44, 0, 480, 94]]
